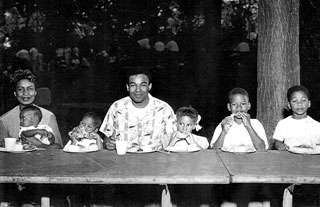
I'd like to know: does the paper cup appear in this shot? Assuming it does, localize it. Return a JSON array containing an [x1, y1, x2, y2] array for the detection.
[[4, 138, 17, 150], [116, 140, 127, 155]]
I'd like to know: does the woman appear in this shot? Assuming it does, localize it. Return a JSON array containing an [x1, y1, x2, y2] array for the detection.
[[0, 69, 62, 148]]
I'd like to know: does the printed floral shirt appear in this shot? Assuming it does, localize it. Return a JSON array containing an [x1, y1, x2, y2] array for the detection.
[[100, 94, 175, 149]]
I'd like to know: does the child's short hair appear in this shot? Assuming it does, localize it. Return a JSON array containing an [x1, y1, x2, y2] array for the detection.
[[20, 105, 42, 122], [228, 87, 249, 102], [83, 112, 102, 128], [126, 66, 152, 84], [176, 106, 199, 123], [287, 85, 310, 101]]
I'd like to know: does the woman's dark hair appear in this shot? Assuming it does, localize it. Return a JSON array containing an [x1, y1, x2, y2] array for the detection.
[[287, 85, 310, 101], [11, 69, 36, 85]]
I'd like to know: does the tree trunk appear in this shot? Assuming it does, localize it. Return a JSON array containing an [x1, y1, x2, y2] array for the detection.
[[257, 0, 300, 142]]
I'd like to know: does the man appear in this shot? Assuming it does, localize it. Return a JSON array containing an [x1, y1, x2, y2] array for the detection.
[[100, 67, 175, 150]]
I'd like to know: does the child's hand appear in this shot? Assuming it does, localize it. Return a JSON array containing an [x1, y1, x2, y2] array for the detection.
[[88, 132, 101, 140], [221, 116, 234, 132], [277, 142, 289, 151], [238, 112, 251, 127]]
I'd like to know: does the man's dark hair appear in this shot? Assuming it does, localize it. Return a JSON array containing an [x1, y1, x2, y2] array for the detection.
[[287, 85, 310, 101], [176, 106, 199, 122], [228, 87, 249, 102], [20, 105, 43, 122], [126, 67, 152, 84], [83, 112, 102, 128]]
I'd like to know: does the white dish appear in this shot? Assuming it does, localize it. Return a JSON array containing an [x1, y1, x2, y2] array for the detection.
[[288, 146, 320, 155], [165, 145, 201, 153], [63, 141, 99, 153], [0, 147, 36, 153], [127, 146, 156, 153], [221, 145, 256, 153]]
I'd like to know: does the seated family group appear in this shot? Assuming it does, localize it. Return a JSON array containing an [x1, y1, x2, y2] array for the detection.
[[1, 69, 320, 153]]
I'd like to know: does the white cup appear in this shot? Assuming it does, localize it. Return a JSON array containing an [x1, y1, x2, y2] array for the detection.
[[4, 138, 17, 150], [115, 140, 127, 155]]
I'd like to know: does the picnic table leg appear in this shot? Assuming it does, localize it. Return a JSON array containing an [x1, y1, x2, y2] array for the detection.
[[161, 184, 172, 207], [283, 184, 296, 207]]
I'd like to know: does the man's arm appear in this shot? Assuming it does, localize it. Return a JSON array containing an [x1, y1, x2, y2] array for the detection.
[[100, 104, 118, 150]]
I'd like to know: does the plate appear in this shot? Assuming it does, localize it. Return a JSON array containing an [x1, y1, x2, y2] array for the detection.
[[126, 147, 156, 153], [221, 145, 256, 153], [63, 141, 99, 153], [288, 146, 320, 155], [0, 147, 36, 153], [165, 145, 201, 153]]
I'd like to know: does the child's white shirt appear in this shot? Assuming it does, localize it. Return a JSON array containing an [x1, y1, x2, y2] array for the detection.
[[273, 115, 320, 147], [19, 125, 53, 145], [210, 118, 268, 149]]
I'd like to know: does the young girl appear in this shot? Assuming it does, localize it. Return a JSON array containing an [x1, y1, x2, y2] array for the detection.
[[64, 112, 103, 151], [167, 106, 209, 150]]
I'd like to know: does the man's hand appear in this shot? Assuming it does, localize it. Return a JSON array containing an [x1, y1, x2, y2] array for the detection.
[[105, 135, 116, 150]]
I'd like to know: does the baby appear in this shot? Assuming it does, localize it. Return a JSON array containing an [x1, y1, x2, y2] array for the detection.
[[167, 106, 209, 150], [19, 105, 55, 146], [67, 112, 103, 150]]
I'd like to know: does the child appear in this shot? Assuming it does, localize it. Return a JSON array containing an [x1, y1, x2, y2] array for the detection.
[[273, 85, 320, 150], [66, 112, 103, 150], [168, 106, 209, 150], [211, 87, 268, 151], [19, 105, 55, 146]]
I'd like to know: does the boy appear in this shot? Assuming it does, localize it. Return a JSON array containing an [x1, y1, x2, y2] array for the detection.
[[168, 106, 209, 150], [273, 85, 320, 150], [211, 87, 268, 151], [66, 112, 103, 150], [19, 105, 55, 147]]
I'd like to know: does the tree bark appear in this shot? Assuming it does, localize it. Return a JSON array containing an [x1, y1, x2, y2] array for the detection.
[[257, 0, 300, 142]]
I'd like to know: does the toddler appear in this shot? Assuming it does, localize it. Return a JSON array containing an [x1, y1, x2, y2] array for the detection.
[[167, 106, 209, 150], [210, 87, 268, 151], [67, 112, 103, 150], [19, 105, 55, 146], [273, 85, 320, 150]]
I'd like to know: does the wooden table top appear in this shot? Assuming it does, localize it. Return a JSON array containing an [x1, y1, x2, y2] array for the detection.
[[218, 150, 320, 184], [0, 149, 230, 184]]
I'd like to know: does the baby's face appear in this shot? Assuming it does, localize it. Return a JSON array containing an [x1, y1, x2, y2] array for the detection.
[[176, 116, 195, 134], [79, 117, 97, 133], [228, 94, 251, 118], [20, 111, 38, 127]]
